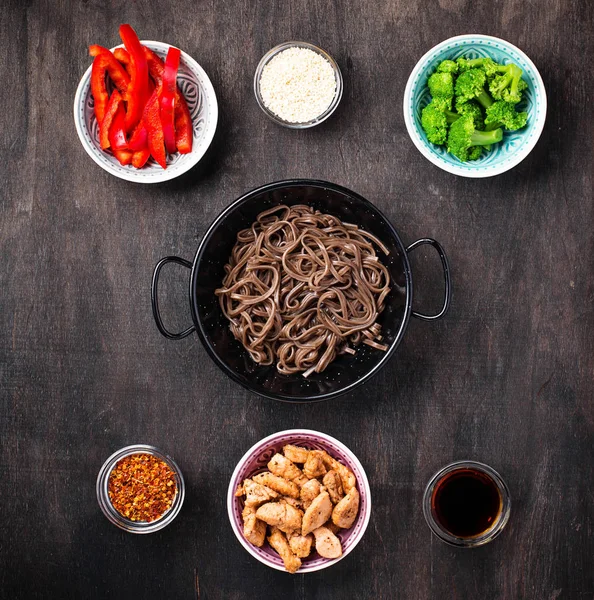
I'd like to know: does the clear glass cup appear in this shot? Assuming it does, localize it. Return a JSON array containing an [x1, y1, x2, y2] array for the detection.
[[96, 444, 185, 534], [253, 41, 343, 129], [423, 460, 511, 547]]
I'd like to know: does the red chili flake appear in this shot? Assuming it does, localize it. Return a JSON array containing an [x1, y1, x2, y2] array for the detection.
[[108, 453, 177, 522]]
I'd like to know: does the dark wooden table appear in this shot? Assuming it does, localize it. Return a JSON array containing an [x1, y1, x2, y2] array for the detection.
[[2, 1, 593, 598]]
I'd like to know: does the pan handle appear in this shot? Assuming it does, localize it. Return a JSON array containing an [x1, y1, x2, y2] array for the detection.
[[151, 256, 196, 340], [406, 238, 452, 322]]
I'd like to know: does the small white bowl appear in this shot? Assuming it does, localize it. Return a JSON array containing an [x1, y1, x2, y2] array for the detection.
[[403, 34, 547, 178], [73, 41, 218, 183], [227, 429, 371, 573], [254, 41, 343, 129]]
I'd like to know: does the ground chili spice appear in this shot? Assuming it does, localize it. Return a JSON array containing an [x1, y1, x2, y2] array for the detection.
[[108, 453, 177, 522]]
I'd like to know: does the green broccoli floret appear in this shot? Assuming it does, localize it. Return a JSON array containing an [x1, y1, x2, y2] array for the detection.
[[436, 59, 458, 74], [447, 114, 503, 162], [456, 101, 484, 129], [484, 101, 528, 131], [488, 63, 527, 103], [421, 100, 460, 145], [467, 146, 483, 161], [455, 68, 494, 110], [457, 57, 498, 76], [427, 72, 455, 104]]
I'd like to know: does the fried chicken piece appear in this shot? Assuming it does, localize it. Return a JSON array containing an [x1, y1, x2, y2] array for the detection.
[[332, 486, 360, 529], [318, 451, 357, 491], [286, 531, 313, 558], [312, 526, 342, 559], [280, 496, 303, 510], [303, 450, 327, 479], [253, 472, 300, 499], [302, 491, 333, 535], [300, 479, 322, 510], [268, 453, 308, 487], [241, 505, 266, 547], [242, 478, 279, 507], [268, 527, 302, 574], [283, 444, 309, 464], [235, 484, 244, 497], [325, 520, 341, 534], [256, 501, 302, 534], [323, 470, 344, 504]]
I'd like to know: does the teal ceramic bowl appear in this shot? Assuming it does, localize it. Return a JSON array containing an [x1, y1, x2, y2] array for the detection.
[[403, 34, 546, 178]]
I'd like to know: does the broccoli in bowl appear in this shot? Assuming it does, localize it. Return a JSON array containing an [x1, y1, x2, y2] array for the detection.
[[420, 55, 528, 162]]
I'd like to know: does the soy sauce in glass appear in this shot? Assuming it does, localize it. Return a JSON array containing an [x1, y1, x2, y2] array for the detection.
[[423, 461, 511, 547]]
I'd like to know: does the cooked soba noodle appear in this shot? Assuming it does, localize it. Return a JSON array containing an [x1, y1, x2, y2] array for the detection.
[[215, 205, 391, 377]]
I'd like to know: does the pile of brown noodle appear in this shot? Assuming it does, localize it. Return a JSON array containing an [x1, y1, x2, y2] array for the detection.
[[215, 205, 391, 377]]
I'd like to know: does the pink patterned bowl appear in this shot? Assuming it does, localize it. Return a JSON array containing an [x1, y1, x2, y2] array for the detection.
[[227, 429, 371, 573]]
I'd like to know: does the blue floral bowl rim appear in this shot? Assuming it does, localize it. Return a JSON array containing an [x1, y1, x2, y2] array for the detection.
[[402, 34, 547, 178]]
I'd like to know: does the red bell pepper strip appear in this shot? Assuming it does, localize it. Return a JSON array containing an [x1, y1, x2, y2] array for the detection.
[[113, 47, 130, 64], [174, 97, 193, 154], [144, 47, 193, 154], [128, 121, 148, 151], [160, 47, 181, 154], [119, 24, 148, 132], [143, 86, 167, 169], [99, 90, 123, 149], [108, 103, 129, 151], [113, 149, 133, 166], [132, 147, 151, 168], [90, 50, 130, 123]]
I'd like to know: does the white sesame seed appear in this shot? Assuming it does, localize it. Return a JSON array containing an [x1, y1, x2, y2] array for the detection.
[[259, 47, 337, 124]]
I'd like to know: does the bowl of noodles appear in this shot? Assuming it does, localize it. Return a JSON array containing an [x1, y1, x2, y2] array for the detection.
[[151, 180, 452, 402]]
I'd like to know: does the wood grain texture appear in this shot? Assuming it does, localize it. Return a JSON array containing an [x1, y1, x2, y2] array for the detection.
[[1, 0, 593, 598]]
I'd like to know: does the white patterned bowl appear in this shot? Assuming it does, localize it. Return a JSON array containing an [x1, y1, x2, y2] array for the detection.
[[227, 429, 371, 573], [403, 34, 546, 178], [73, 41, 217, 183]]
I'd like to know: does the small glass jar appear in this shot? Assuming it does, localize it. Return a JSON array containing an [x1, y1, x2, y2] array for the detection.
[[422, 460, 511, 547], [96, 444, 185, 534], [254, 41, 343, 129]]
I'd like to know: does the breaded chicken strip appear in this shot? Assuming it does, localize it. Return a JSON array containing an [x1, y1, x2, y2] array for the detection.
[[241, 505, 266, 547], [323, 470, 344, 504], [256, 501, 302, 534], [318, 451, 357, 491], [280, 496, 303, 510], [253, 472, 300, 498], [283, 444, 309, 464], [268, 453, 308, 487], [242, 478, 279, 507], [286, 531, 313, 558], [303, 451, 327, 479], [268, 527, 301, 574], [332, 486, 360, 529], [302, 491, 333, 535], [300, 479, 322, 509], [313, 526, 342, 559]]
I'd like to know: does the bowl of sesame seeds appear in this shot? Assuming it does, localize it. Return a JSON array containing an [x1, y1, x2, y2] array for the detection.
[[254, 41, 343, 128], [96, 444, 185, 533]]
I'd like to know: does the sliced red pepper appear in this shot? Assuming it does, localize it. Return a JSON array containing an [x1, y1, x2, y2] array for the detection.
[[108, 103, 128, 151], [119, 24, 149, 132], [132, 147, 151, 169], [113, 149, 133, 166], [113, 47, 130, 65], [174, 97, 193, 154], [128, 121, 148, 151], [90, 50, 130, 123], [160, 47, 181, 154], [143, 86, 167, 169], [144, 47, 193, 154], [89, 44, 111, 57], [99, 90, 123, 149]]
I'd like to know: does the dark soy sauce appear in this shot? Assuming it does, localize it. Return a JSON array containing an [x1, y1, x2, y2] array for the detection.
[[432, 468, 502, 538]]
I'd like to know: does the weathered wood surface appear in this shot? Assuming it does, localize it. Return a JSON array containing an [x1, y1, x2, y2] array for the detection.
[[1, 0, 593, 598]]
